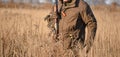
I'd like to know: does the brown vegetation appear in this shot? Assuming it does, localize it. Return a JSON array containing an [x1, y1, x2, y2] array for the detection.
[[0, 5, 120, 57]]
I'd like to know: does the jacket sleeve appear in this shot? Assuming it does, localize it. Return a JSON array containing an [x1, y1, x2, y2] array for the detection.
[[80, 3, 97, 53]]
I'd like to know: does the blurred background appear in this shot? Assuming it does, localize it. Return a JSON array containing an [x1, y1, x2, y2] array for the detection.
[[0, 0, 120, 57], [0, 0, 120, 9], [0, 0, 120, 5]]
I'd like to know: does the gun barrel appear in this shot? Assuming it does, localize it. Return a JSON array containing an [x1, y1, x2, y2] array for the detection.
[[55, 0, 59, 38]]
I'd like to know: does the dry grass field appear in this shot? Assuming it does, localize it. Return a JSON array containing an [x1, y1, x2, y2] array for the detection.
[[0, 5, 120, 57]]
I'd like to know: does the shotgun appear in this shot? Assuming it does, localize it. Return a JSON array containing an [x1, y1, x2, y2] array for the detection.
[[55, 0, 59, 40]]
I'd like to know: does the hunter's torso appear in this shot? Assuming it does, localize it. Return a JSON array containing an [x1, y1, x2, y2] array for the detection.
[[59, 5, 86, 39]]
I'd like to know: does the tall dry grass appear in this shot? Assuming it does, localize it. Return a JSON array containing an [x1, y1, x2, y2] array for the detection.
[[0, 6, 120, 57]]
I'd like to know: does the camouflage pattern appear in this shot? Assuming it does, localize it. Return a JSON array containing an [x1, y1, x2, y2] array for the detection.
[[44, 13, 56, 34]]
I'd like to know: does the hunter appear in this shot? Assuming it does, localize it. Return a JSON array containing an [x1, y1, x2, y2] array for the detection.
[[45, 0, 97, 57]]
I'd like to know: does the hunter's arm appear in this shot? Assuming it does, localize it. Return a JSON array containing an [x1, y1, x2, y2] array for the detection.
[[80, 3, 97, 53]]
